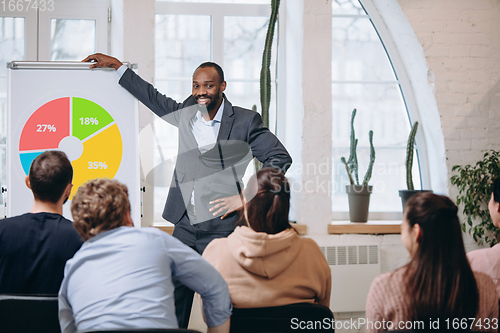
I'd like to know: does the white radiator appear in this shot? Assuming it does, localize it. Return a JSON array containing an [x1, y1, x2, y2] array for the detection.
[[319, 245, 381, 313]]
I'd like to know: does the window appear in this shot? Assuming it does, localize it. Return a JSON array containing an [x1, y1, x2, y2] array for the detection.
[[0, 17, 27, 188], [153, 1, 278, 222], [331, 0, 421, 219], [50, 19, 96, 60], [0, 0, 108, 203]]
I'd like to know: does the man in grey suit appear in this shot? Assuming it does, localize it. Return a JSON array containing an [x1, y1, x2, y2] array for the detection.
[[84, 53, 292, 327]]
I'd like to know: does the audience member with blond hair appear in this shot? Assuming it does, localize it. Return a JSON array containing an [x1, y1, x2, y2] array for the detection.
[[58, 178, 231, 333], [365, 192, 498, 333], [0, 150, 82, 294], [203, 168, 331, 308], [468, 177, 500, 297]]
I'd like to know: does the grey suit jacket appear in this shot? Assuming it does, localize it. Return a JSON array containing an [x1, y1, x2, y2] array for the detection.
[[119, 68, 292, 231]]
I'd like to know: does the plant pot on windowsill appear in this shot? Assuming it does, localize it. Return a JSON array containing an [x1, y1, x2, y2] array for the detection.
[[400, 121, 432, 211], [347, 185, 373, 223], [340, 109, 376, 223], [399, 190, 432, 211]]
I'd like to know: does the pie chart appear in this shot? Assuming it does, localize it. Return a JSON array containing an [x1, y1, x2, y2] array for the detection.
[[18, 97, 123, 198]]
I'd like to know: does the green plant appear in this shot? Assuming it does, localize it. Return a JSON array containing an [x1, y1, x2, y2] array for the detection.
[[450, 150, 500, 247], [252, 104, 263, 171], [254, 0, 280, 173], [260, 0, 280, 128], [340, 109, 375, 186], [405, 121, 419, 190]]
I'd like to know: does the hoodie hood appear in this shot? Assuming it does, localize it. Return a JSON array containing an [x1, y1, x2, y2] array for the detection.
[[226, 226, 301, 279]]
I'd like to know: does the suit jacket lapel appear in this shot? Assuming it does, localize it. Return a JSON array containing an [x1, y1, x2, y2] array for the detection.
[[217, 97, 235, 142], [178, 102, 201, 156]]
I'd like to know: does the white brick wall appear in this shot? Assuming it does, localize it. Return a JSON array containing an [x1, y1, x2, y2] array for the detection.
[[399, 0, 500, 161], [398, 0, 500, 249]]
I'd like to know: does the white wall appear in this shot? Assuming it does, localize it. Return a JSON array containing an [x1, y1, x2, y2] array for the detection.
[[397, 0, 500, 251]]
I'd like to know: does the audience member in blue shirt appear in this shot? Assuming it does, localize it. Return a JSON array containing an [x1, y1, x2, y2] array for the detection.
[[58, 178, 232, 333]]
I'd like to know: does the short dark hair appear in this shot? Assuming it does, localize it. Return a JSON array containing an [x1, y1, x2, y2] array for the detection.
[[71, 178, 131, 241], [195, 62, 225, 83], [492, 177, 500, 203], [29, 150, 73, 203], [243, 168, 291, 234]]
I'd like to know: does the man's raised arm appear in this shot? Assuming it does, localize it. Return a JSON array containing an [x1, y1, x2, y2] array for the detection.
[[82, 53, 183, 126]]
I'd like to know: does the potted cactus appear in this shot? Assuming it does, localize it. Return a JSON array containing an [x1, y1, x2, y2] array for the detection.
[[340, 109, 376, 223], [398, 121, 431, 211]]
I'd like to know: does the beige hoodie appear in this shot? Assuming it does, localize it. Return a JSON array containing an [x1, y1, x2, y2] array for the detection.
[[203, 226, 331, 308]]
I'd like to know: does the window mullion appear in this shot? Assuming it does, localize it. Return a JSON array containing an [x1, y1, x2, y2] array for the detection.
[[211, 13, 224, 66]]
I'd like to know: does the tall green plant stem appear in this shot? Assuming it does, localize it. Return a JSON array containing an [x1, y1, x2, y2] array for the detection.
[[346, 109, 358, 185], [341, 108, 375, 186], [260, 0, 280, 128], [362, 130, 375, 185], [406, 121, 419, 190], [252, 104, 263, 171]]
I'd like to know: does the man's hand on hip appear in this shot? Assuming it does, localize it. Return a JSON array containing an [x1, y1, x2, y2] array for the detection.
[[209, 195, 244, 220]]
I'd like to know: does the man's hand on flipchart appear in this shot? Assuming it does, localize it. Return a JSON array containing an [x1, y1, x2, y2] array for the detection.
[[209, 195, 244, 220], [82, 53, 123, 70]]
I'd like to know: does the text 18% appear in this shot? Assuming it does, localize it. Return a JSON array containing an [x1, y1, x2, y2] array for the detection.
[[80, 117, 99, 125]]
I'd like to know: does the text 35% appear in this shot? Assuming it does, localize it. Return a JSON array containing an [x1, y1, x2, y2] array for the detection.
[[88, 162, 108, 170]]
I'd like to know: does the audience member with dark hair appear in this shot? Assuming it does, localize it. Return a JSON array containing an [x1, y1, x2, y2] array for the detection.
[[0, 150, 83, 294], [203, 168, 331, 308], [468, 177, 500, 297], [365, 192, 498, 333], [59, 178, 231, 333]]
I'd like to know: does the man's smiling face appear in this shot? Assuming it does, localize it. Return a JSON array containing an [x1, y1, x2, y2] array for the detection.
[[192, 66, 226, 114]]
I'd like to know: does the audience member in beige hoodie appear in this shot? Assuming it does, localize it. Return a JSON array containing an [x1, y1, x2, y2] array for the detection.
[[203, 168, 331, 308], [468, 177, 500, 298]]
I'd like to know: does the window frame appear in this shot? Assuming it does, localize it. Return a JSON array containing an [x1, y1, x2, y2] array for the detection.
[[0, 10, 38, 61], [37, 0, 109, 61], [330, 0, 431, 221]]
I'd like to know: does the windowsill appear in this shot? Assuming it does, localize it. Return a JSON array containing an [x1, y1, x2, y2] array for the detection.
[[152, 221, 308, 235], [328, 220, 401, 235], [153, 221, 400, 235], [152, 221, 174, 235]]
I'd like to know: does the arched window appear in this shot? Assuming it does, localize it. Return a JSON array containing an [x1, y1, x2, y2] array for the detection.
[[331, 0, 423, 218]]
